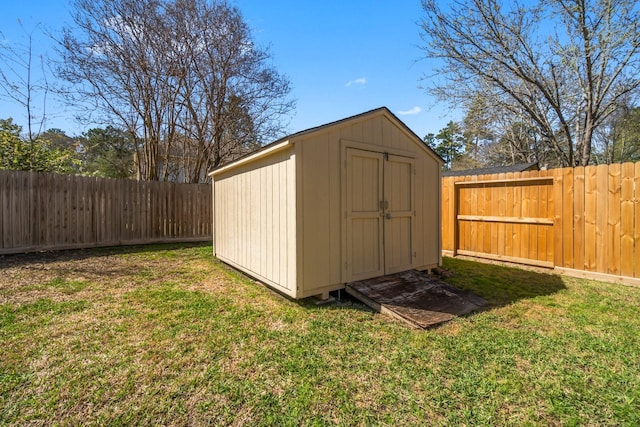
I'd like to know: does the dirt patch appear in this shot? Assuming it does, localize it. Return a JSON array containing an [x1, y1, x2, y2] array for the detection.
[[0, 245, 213, 305]]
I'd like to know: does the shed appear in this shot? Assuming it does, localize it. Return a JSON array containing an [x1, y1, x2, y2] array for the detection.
[[210, 107, 444, 299]]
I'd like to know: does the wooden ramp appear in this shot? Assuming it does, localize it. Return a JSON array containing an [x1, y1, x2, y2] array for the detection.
[[346, 270, 487, 329]]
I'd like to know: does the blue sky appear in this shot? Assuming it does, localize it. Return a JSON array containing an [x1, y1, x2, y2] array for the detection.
[[0, 0, 457, 140]]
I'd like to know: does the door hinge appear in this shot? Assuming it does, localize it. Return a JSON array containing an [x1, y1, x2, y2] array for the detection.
[[384, 151, 389, 161]]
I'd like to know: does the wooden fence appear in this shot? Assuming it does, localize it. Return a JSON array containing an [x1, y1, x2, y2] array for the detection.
[[442, 163, 640, 286], [1, 171, 212, 255]]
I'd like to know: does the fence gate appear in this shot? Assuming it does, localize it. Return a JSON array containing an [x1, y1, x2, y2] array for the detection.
[[453, 176, 555, 268]]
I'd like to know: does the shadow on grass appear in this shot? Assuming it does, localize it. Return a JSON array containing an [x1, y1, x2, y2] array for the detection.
[[440, 256, 566, 308], [0, 241, 211, 269], [294, 257, 567, 323]]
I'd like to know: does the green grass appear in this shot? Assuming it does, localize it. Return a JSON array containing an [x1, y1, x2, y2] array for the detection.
[[1, 244, 639, 425]]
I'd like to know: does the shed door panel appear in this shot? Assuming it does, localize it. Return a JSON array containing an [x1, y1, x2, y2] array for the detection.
[[346, 149, 384, 281], [384, 155, 414, 274], [345, 149, 415, 282]]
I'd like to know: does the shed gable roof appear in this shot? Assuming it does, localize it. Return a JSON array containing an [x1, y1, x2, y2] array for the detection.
[[210, 107, 443, 175]]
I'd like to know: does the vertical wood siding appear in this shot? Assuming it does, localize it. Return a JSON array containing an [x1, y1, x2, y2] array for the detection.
[[0, 171, 212, 255], [213, 147, 297, 296]]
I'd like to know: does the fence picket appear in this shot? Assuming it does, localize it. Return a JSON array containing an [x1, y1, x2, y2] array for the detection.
[[620, 163, 634, 277], [573, 167, 585, 270], [595, 165, 608, 273], [608, 164, 621, 275]]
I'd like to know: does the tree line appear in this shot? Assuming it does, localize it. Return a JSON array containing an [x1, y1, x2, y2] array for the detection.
[[0, 0, 293, 182], [1, 118, 136, 178], [426, 103, 640, 171], [2, 0, 639, 178], [421, 0, 640, 170]]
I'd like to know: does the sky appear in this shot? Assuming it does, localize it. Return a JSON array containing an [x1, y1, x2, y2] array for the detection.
[[0, 0, 458, 140]]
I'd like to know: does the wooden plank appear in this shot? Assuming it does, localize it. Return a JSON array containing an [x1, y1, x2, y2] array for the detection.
[[54, 173, 63, 246], [528, 179, 539, 261], [63, 174, 70, 246], [537, 172, 548, 262], [553, 168, 564, 267], [454, 176, 554, 186], [635, 162, 640, 278], [504, 172, 514, 257], [37, 173, 48, 246], [464, 176, 473, 252], [456, 249, 554, 269], [0, 172, 5, 249], [17, 172, 28, 248], [75, 175, 84, 245], [474, 180, 484, 255], [467, 175, 477, 252], [456, 215, 554, 225], [512, 173, 522, 259], [89, 177, 98, 244], [469, 175, 479, 253], [584, 165, 597, 271], [497, 173, 506, 256], [573, 166, 585, 270], [452, 178, 459, 255], [520, 173, 530, 260], [123, 179, 131, 242], [620, 163, 634, 277], [70, 174, 78, 245], [445, 177, 453, 251], [607, 163, 621, 275], [346, 270, 487, 329], [105, 177, 113, 243], [26, 172, 36, 248], [562, 167, 574, 268], [595, 164, 609, 273], [5, 173, 20, 248], [490, 176, 500, 256], [554, 266, 640, 289], [483, 179, 492, 254], [543, 169, 554, 262]]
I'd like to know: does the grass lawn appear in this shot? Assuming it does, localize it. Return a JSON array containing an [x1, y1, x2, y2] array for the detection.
[[1, 243, 639, 425]]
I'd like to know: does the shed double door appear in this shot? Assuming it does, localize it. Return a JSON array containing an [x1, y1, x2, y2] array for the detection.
[[345, 148, 415, 282]]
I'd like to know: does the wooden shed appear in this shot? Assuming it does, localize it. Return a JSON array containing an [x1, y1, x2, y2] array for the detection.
[[210, 107, 444, 299]]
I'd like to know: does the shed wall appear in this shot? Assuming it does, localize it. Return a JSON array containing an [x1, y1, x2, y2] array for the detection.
[[213, 147, 297, 297], [298, 114, 441, 297]]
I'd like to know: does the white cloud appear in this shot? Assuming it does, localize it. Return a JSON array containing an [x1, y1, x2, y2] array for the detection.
[[398, 106, 422, 115], [345, 77, 367, 87]]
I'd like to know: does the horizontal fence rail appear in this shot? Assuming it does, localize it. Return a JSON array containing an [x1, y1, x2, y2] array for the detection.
[[442, 163, 640, 286], [0, 171, 212, 255]]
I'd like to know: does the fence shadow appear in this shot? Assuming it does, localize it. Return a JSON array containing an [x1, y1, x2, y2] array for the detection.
[[440, 256, 566, 308]]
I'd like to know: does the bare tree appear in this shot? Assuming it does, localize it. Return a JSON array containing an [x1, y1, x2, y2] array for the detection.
[[58, 0, 184, 180], [420, 0, 640, 166], [0, 24, 50, 144], [168, 0, 293, 181], [58, 0, 293, 182]]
